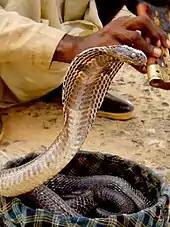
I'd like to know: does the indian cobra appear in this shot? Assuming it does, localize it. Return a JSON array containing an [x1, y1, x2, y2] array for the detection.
[[0, 45, 146, 197]]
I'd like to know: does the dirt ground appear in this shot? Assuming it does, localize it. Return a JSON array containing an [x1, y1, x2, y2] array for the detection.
[[0, 8, 169, 187]]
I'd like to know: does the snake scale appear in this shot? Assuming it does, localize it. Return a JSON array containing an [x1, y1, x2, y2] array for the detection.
[[3, 153, 151, 217], [26, 174, 151, 217], [0, 45, 146, 199]]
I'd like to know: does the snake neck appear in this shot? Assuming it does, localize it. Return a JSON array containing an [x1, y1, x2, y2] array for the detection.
[[0, 106, 92, 197]]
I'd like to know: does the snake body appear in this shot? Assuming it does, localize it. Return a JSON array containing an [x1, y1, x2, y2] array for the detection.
[[3, 154, 151, 217], [46, 174, 150, 210], [27, 175, 151, 217], [0, 45, 146, 197], [28, 184, 81, 217]]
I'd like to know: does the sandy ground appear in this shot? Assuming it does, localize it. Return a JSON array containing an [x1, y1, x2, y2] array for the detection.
[[0, 8, 169, 186]]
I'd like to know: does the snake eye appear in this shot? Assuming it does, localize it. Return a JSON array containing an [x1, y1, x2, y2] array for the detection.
[[131, 52, 137, 58]]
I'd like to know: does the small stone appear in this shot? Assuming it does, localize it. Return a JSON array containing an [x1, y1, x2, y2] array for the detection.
[[142, 87, 150, 92], [1, 141, 11, 147], [148, 139, 160, 146], [155, 166, 165, 171], [135, 153, 142, 156], [31, 113, 40, 117], [161, 102, 169, 107], [43, 122, 50, 130], [147, 129, 156, 134]]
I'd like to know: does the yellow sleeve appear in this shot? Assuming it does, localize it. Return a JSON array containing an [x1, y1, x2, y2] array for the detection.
[[0, 7, 66, 69]]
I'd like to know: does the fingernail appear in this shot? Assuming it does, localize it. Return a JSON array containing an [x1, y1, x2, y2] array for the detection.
[[156, 40, 161, 47], [142, 65, 147, 73], [166, 39, 170, 47], [146, 37, 151, 44], [153, 47, 162, 57]]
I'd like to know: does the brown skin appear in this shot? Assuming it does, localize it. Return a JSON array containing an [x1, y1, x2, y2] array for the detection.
[[53, 15, 170, 73]]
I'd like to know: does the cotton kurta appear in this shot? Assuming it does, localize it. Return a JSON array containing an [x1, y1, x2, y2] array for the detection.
[[0, 0, 102, 107]]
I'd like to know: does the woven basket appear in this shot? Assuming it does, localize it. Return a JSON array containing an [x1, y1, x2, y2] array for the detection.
[[0, 150, 169, 226]]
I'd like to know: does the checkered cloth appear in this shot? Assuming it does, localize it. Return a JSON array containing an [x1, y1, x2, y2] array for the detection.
[[0, 151, 169, 226]]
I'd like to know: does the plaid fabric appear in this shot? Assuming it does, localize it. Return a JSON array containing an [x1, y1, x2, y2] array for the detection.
[[0, 150, 169, 227]]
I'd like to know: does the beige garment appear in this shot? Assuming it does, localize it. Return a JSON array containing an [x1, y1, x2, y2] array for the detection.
[[0, 0, 102, 107]]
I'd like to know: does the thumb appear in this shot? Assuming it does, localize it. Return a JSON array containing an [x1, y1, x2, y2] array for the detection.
[[131, 64, 147, 74]]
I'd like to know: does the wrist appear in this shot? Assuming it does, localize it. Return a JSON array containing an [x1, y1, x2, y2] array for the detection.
[[52, 34, 83, 63]]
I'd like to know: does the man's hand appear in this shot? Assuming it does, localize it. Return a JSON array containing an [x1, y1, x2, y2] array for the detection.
[[53, 15, 170, 72]]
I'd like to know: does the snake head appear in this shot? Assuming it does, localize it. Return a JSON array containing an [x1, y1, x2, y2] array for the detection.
[[110, 45, 147, 66]]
